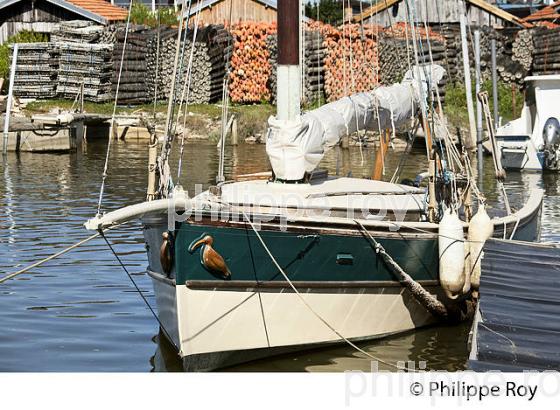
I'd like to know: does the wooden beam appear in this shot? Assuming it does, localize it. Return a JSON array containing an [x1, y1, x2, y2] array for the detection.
[[372, 130, 390, 180], [466, 0, 534, 28], [354, 0, 534, 29], [353, 0, 402, 22]]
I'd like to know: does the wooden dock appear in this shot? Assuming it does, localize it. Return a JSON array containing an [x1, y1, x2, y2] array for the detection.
[[1, 113, 112, 152], [469, 238, 560, 371]]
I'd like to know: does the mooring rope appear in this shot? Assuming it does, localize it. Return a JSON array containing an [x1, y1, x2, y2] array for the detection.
[[0, 224, 124, 284], [242, 211, 416, 372], [354, 219, 449, 320]]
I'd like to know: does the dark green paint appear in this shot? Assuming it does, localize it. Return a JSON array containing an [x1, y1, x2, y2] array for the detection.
[[174, 223, 440, 286]]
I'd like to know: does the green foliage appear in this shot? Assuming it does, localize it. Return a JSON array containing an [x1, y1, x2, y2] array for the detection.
[[130, 2, 178, 28], [305, 0, 344, 25], [0, 31, 48, 83], [444, 80, 525, 128]]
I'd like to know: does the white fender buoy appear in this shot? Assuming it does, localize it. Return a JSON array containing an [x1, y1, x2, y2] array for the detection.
[[468, 205, 494, 290], [463, 240, 472, 294], [439, 209, 466, 299]]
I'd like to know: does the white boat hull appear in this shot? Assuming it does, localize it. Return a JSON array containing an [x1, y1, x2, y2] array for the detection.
[[148, 269, 440, 371]]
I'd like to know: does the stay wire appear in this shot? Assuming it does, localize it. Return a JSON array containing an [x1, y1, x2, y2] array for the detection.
[[170, 0, 193, 136], [152, 4, 162, 119], [177, 3, 203, 183], [96, 0, 134, 217], [98, 229, 179, 352], [242, 212, 416, 372]]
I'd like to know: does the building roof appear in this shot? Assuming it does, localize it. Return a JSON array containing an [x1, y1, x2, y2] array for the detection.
[[184, 0, 277, 19], [0, 0, 128, 24], [523, 0, 560, 22]]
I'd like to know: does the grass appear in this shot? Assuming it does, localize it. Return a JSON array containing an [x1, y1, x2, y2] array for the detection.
[[1, 31, 48, 84], [23, 99, 276, 140], [23, 81, 525, 140], [444, 80, 525, 129]]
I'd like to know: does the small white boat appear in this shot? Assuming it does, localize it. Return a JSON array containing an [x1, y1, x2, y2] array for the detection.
[[497, 75, 560, 171]]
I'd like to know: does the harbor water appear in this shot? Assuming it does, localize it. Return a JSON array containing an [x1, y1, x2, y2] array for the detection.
[[1, 138, 558, 372]]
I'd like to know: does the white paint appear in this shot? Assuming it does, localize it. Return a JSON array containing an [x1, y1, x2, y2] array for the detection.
[[276, 65, 301, 122], [496, 75, 560, 171], [175, 285, 437, 361], [468, 205, 494, 290], [438, 209, 466, 299]]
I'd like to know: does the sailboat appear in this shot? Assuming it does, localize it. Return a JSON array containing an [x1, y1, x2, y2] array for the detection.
[[85, 2, 543, 371]]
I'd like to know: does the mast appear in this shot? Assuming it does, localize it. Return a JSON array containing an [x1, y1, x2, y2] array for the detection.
[[276, 0, 301, 122]]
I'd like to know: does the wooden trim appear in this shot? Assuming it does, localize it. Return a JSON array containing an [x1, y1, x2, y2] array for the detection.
[[353, 0, 401, 22], [186, 279, 440, 290], [147, 269, 176, 287]]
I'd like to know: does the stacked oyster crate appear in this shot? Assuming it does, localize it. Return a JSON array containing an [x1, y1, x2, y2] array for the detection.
[[51, 20, 105, 43], [111, 26, 152, 104], [147, 25, 231, 105], [146, 27, 177, 103], [56, 42, 113, 102], [53, 20, 113, 102], [11, 43, 58, 98], [303, 30, 326, 104], [531, 28, 560, 76], [267, 29, 326, 104]]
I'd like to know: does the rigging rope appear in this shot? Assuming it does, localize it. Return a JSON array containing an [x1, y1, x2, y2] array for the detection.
[[170, 0, 194, 136], [152, 9, 162, 120], [217, 0, 235, 184], [158, 0, 188, 197], [95, 0, 134, 217], [175, 0, 197, 134], [177, 3, 203, 183], [242, 211, 415, 372]]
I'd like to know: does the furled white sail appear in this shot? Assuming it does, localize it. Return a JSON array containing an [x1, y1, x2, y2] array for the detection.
[[266, 64, 446, 181]]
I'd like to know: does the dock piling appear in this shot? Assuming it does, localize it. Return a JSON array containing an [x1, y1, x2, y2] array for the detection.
[[491, 39, 499, 129], [2, 44, 18, 155], [474, 31, 484, 190]]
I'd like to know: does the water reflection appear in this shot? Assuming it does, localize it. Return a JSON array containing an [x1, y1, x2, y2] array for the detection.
[[0, 138, 558, 372], [151, 323, 470, 372]]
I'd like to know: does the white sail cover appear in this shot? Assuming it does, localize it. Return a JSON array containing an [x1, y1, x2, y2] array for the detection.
[[266, 64, 446, 181]]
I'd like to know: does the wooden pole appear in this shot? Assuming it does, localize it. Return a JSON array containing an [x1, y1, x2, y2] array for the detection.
[[372, 130, 388, 180], [277, 0, 300, 122], [231, 117, 238, 146], [3, 44, 18, 155], [460, 15, 477, 151], [475, 30, 484, 190], [512, 85, 517, 118], [491, 39, 499, 129]]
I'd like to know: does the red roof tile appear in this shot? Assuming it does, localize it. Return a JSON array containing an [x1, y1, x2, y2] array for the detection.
[[524, 1, 560, 22], [66, 0, 128, 22]]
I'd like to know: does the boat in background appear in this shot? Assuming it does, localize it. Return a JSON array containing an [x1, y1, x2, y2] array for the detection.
[[496, 75, 560, 171]]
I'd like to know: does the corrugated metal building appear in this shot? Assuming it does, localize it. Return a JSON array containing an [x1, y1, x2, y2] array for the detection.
[[0, 0, 127, 44]]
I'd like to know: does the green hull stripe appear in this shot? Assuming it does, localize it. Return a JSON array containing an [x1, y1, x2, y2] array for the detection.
[[175, 223, 439, 286]]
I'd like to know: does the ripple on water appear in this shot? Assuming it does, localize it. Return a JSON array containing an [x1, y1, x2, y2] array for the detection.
[[1, 140, 558, 371]]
